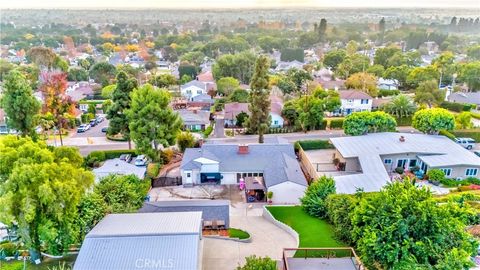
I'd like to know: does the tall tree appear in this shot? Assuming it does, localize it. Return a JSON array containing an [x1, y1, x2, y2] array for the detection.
[[27, 46, 57, 70], [414, 80, 444, 108], [107, 72, 137, 149], [89, 62, 116, 87], [378, 17, 386, 44], [318, 18, 327, 42], [247, 55, 271, 143], [39, 71, 76, 146], [1, 70, 41, 137], [126, 84, 182, 161], [0, 136, 93, 257]]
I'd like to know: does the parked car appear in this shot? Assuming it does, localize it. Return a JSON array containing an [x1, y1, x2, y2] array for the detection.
[[96, 116, 104, 123], [455, 137, 476, 150], [474, 151, 480, 157], [119, 154, 132, 163], [89, 119, 97, 127], [77, 124, 90, 133], [134, 155, 148, 166], [101, 127, 108, 133]]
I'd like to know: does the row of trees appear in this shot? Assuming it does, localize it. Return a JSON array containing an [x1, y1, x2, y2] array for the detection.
[[301, 177, 478, 269]]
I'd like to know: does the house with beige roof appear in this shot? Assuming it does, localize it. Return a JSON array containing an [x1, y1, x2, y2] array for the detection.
[[329, 132, 480, 194]]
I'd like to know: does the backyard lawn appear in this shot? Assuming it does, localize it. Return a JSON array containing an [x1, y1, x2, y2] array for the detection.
[[266, 205, 345, 248]]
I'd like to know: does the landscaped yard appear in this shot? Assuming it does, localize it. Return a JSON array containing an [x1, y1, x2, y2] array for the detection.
[[266, 206, 344, 248]]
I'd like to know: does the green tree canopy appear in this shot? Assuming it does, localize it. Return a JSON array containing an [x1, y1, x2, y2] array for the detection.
[[406, 65, 440, 89], [67, 67, 88, 82], [343, 111, 397, 136], [89, 62, 116, 87], [301, 176, 336, 218], [345, 72, 378, 97], [228, 89, 249, 103], [323, 49, 346, 71], [1, 70, 41, 137], [458, 62, 480, 91], [381, 94, 417, 118], [148, 73, 177, 88], [412, 108, 455, 134], [126, 84, 182, 160], [212, 51, 256, 84], [217, 77, 240, 96], [176, 131, 195, 152], [247, 55, 271, 143], [414, 80, 445, 108]]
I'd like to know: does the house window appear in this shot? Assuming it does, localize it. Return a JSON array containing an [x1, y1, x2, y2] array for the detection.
[[186, 173, 191, 177], [441, 168, 452, 177], [247, 173, 253, 177], [409, 159, 417, 168], [186, 90, 192, 94], [197, 90, 202, 94], [466, 168, 478, 177], [397, 159, 408, 168], [274, 120, 278, 125], [347, 99, 353, 103], [361, 99, 369, 104], [384, 159, 392, 164]]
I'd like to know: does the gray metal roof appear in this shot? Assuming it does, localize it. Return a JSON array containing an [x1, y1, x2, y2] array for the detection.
[[448, 92, 480, 105], [92, 158, 146, 183], [181, 142, 307, 187], [87, 212, 202, 237], [74, 212, 202, 270], [141, 200, 230, 209]]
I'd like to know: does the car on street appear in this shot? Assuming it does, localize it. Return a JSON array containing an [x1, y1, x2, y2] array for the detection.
[[119, 154, 132, 163], [96, 116, 104, 123], [101, 127, 108, 133], [455, 137, 476, 150], [89, 119, 97, 127], [134, 155, 148, 166], [77, 124, 90, 133]]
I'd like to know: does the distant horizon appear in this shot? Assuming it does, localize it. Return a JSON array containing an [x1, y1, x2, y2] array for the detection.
[[2, 0, 479, 9]]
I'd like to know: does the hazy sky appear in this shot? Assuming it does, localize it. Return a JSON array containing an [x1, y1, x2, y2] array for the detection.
[[2, 0, 479, 9]]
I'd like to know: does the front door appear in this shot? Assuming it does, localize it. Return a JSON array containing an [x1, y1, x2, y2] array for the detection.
[[397, 159, 408, 169]]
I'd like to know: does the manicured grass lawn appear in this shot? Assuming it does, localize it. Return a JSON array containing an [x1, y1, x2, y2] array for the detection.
[[228, 228, 250, 239], [266, 206, 344, 248]]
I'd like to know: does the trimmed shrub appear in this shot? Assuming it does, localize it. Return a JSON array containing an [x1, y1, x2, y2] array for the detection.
[[329, 119, 344, 129], [325, 194, 358, 244], [0, 242, 17, 257], [319, 119, 328, 130], [203, 126, 213, 137], [1, 262, 24, 270], [395, 117, 412, 126], [439, 101, 474, 113], [146, 163, 161, 178], [300, 176, 336, 218], [298, 140, 334, 150], [394, 167, 404, 174], [237, 255, 277, 270], [378, 89, 400, 97], [427, 169, 445, 182]]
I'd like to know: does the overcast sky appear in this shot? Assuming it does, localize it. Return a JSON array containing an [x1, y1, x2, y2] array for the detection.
[[2, 0, 479, 9]]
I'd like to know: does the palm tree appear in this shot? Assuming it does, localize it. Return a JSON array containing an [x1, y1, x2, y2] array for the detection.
[[382, 95, 417, 119]]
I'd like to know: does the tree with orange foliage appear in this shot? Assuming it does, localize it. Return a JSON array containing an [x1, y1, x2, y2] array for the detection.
[[39, 71, 76, 145]]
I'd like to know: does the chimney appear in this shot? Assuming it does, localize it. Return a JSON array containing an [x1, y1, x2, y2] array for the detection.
[[238, 144, 249, 154], [399, 136, 405, 142]]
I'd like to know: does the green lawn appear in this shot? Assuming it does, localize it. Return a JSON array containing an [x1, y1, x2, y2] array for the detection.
[[266, 206, 345, 248], [228, 228, 250, 239]]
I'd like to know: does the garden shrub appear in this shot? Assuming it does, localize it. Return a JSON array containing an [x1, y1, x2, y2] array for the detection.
[[439, 101, 474, 113], [394, 167, 404, 174], [319, 119, 328, 130], [325, 194, 358, 244], [378, 89, 400, 97], [395, 116, 412, 126], [203, 126, 213, 137], [427, 169, 445, 182], [0, 242, 17, 257], [160, 149, 174, 164], [329, 119, 344, 129], [300, 176, 336, 218], [236, 255, 277, 270], [1, 261, 24, 270], [298, 140, 333, 150], [146, 163, 161, 178]]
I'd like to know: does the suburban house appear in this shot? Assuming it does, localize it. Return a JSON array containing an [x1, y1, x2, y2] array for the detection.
[[377, 78, 399, 90], [177, 109, 211, 131], [196, 70, 215, 83], [92, 158, 146, 183], [329, 132, 480, 194], [180, 141, 307, 204], [332, 90, 373, 116], [74, 212, 203, 270], [448, 92, 480, 110], [274, 60, 304, 72], [224, 101, 284, 128], [139, 200, 230, 228], [315, 78, 346, 91]]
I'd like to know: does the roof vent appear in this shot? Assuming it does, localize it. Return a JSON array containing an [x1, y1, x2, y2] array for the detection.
[[399, 136, 406, 142], [238, 145, 249, 154]]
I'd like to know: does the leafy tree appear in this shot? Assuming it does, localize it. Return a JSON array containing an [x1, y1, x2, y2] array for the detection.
[[277, 76, 297, 94], [148, 73, 177, 88], [93, 174, 149, 213], [76, 192, 108, 240], [0, 59, 15, 81], [366, 64, 385, 77], [0, 136, 93, 256], [414, 80, 444, 108], [217, 77, 240, 96], [286, 68, 313, 93], [406, 65, 440, 89], [374, 46, 401, 68], [176, 132, 195, 152], [107, 72, 137, 149], [212, 51, 256, 84], [1, 70, 41, 137], [346, 40, 359, 56], [281, 101, 299, 126], [67, 67, 88, 82], [458, 62, 480, 91], [381, 95, 417, 118], [336, 54, 370, 79], [455, 112, 472, 129], [343, 111, 397, 136], [378, 17, 386, 44], [412, 108, 455, 134], [101, 84, 116, 99], [179, 74, 193, 85], [236, 255, 277, 270], [383, 65, 411, 89], [126, 84, 182, 160], [247, 55, 271, 143], [89, 62, 116, 87], [228, 89, 249, 103], [323, 49, 346, 70], [351, 180, 477, 269], [466, 45, 480, 61], [53, 56, 69, 72], [280, 48, 304, 62], [39, 71, 76, 145], [325, 194, 359, 245], [235, 112, 249, 127], [180, 51, 205, 66], [345, 72, 378, 97], [27, 46, 57, 69], [178, 63, 198, 79], [300, 176, 336, 218]]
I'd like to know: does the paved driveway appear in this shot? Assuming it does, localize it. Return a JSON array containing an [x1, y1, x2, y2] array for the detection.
[[202, 211, 296, 270]]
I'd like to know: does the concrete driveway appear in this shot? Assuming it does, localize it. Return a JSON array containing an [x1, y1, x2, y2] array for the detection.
[[202, 209, 296, 270]]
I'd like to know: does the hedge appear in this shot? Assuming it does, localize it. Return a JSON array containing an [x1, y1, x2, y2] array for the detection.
[[472, 112, 480, 120], [146, 163, 161, 178], [319, 119, 328, 130], [203, 126, 213, 137], [85, 149, 137, 167], [452, 129, 480, 141], [439, 129, 456, 140], [395, 116, 412, 126], [106, 134, 128, 141], [439, 101, 475, 113], [297, 140, 334, 150], [329, 119, 344, 129], [378, 89, 400, 97]]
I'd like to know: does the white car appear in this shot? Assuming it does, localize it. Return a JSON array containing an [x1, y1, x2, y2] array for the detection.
[[134, 155, 148, 166], [455, 137, 476, 150], [77, 124, 91, 133]]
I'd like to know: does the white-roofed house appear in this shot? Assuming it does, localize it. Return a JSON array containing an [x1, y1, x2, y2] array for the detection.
[[92, 158, 146, 183], [332, 90, 373, 116], [377, 78, 399, 90], [329, 132, 480, 194]]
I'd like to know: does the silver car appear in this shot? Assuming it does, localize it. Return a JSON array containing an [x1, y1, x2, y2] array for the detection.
[[455, 137, 476, 150]]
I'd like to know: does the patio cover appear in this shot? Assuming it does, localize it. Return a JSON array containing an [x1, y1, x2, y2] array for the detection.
[[245, 177, 266, 191]]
